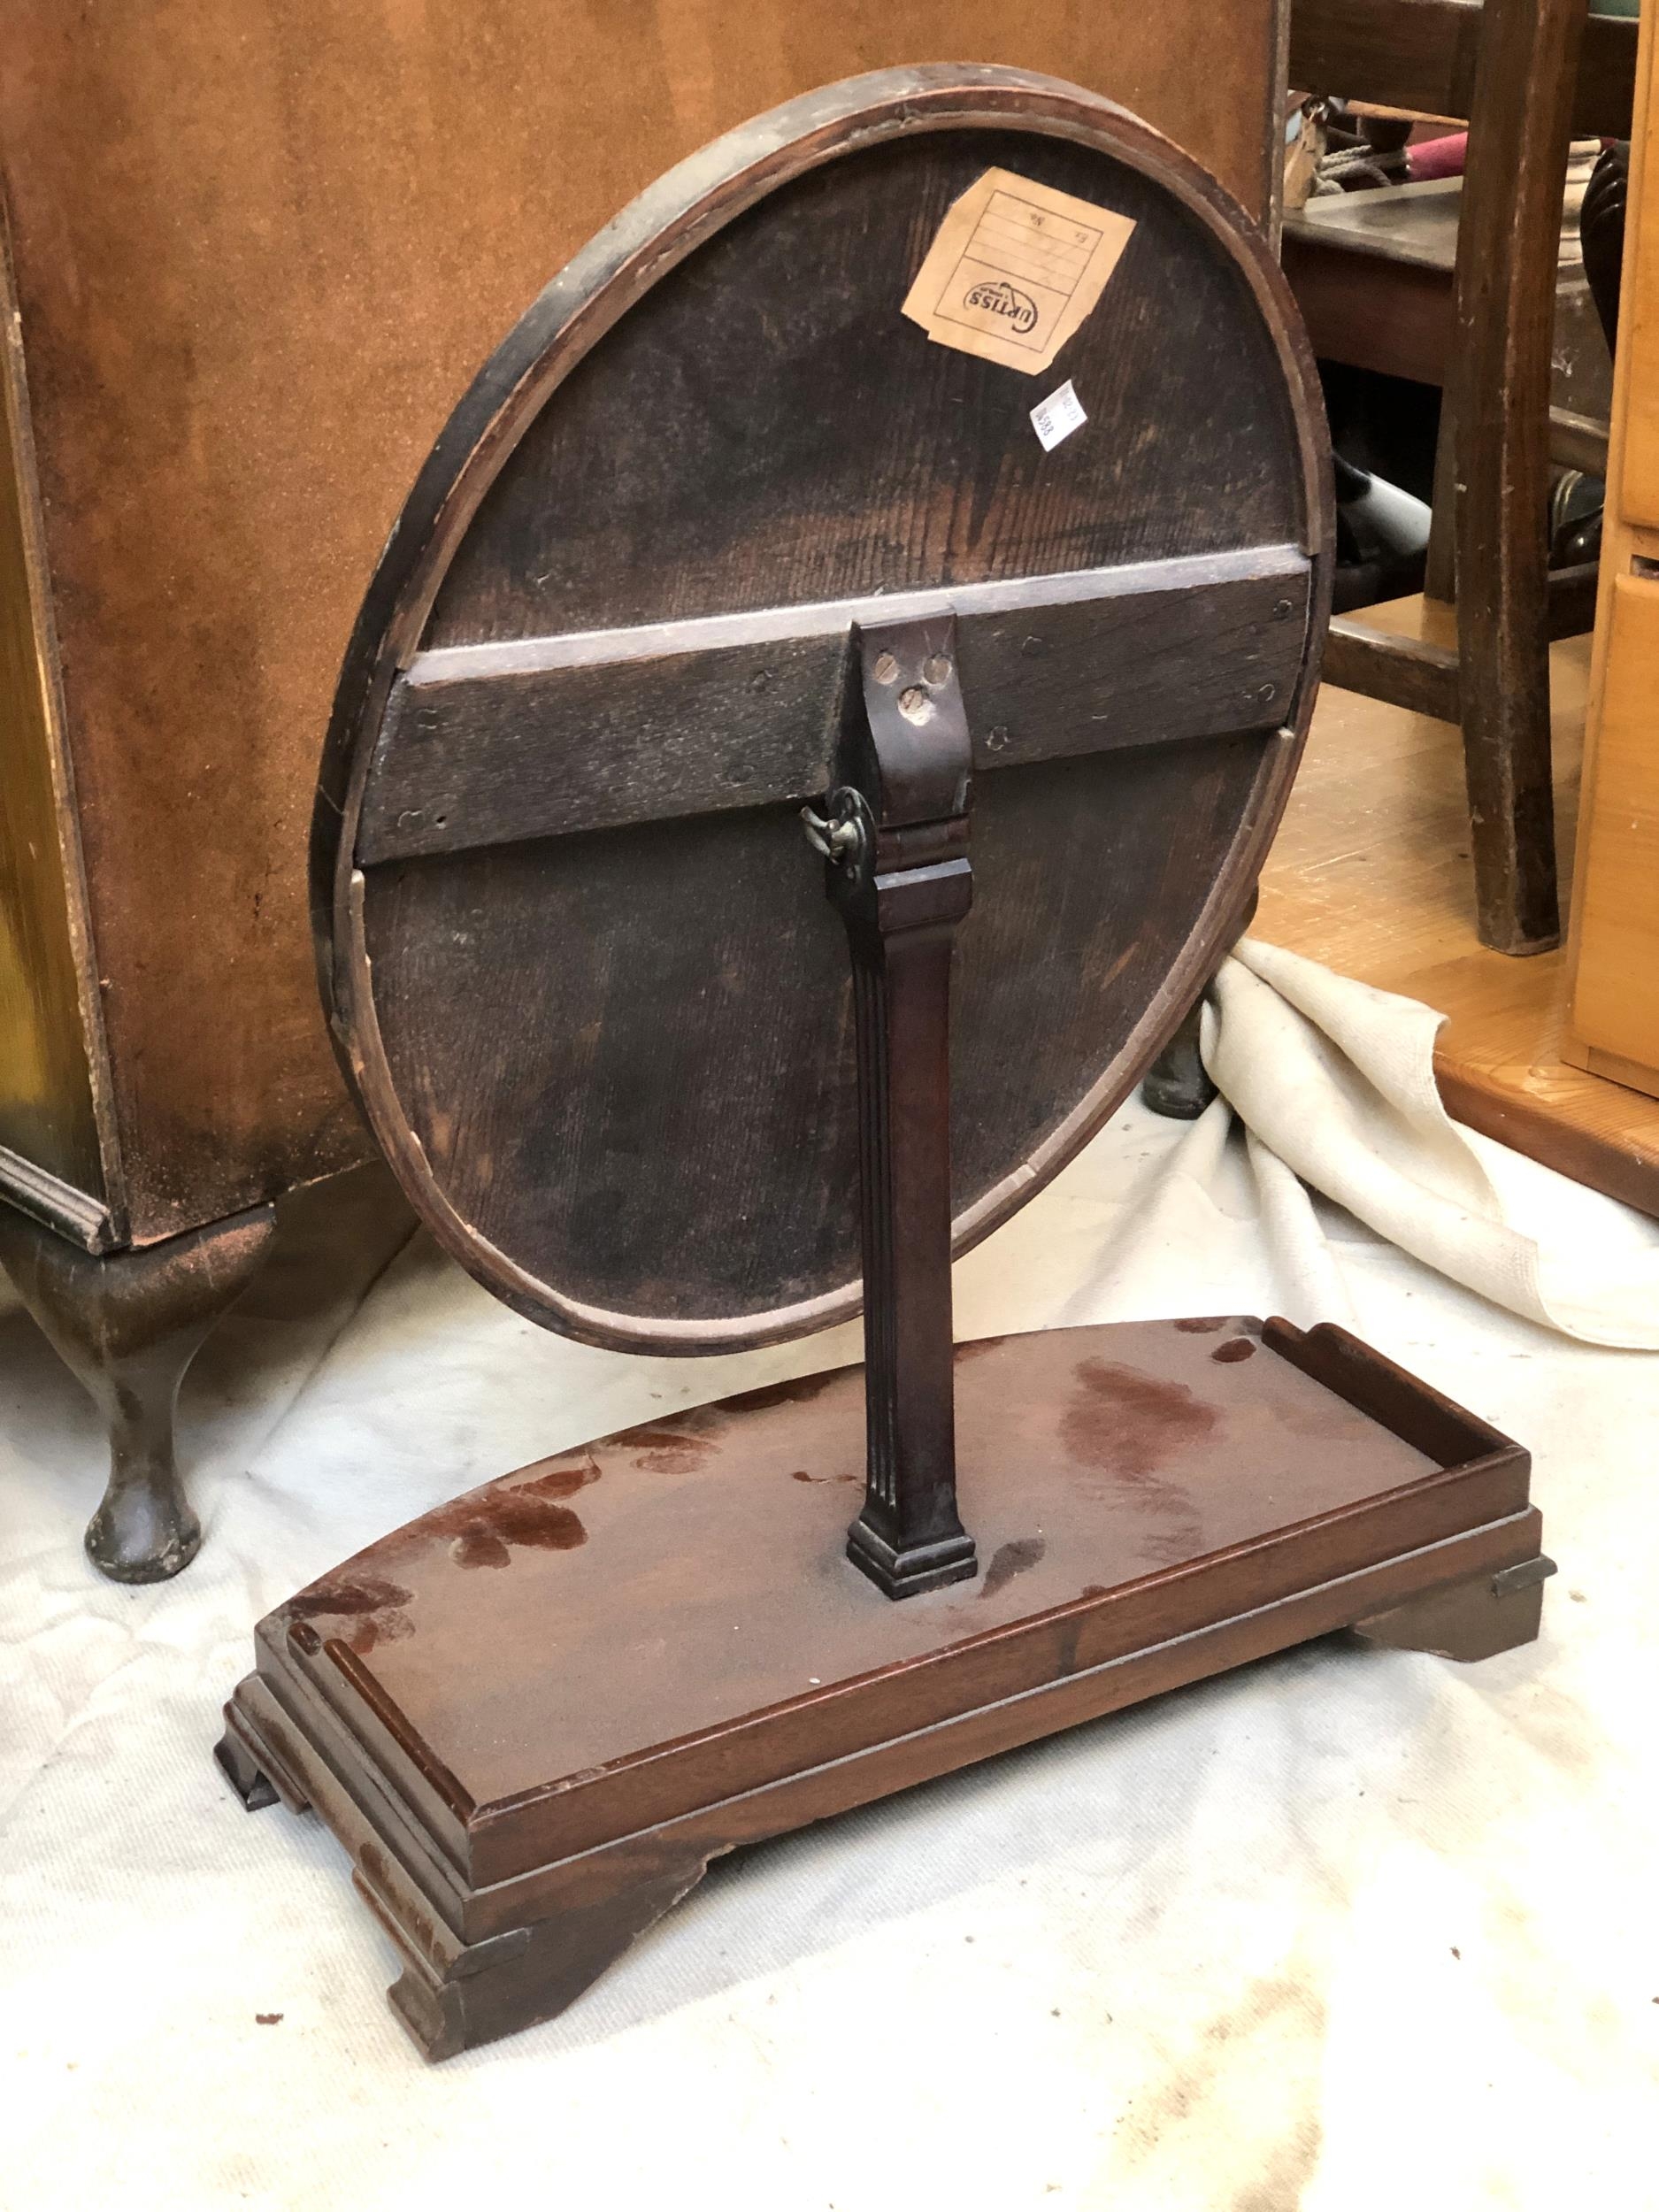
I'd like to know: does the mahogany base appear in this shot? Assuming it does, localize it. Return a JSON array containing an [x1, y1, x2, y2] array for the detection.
[[217, 1316, 1548, 2059]]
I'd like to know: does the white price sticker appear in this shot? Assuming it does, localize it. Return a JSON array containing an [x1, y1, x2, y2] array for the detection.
[[1030, 379, 1087, 452]]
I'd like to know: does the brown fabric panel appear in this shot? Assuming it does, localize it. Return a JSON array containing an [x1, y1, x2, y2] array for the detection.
[[0, 1, 1279, 1240]]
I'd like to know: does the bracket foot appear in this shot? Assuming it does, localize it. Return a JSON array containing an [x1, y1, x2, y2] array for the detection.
[[1350, 1555, 1555, 1662]]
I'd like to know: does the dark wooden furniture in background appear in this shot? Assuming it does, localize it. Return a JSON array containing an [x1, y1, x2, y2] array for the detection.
[[0, 0, 1293, 1580], [219, 69, 1548, 2059], [1282, 0, 1637, 956], [1235, 10, 1659, 1226], [1254, 610, 1659, 1219]]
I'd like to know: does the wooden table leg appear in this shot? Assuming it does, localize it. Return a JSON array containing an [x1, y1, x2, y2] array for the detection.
[[0, 1201, 275, 1581]]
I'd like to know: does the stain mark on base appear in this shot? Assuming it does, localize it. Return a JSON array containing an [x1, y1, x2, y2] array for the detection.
[[621, 1425, 721, 1473], [290, 1575, 412, 1618], [1061, 1358, 1213, 1563], [980, 1535, 1046, 1599], [430, 1458, 599, 1570], [1063, 1358, 1217, 1478], [287, 1574, 417, 1655], [721, 1371, 845, 1415]]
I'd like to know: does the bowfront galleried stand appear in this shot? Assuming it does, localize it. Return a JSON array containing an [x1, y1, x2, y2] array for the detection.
[[216, 66, 1552, 2059]]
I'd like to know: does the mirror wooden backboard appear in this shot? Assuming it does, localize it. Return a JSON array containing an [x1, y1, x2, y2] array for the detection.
[[316, 66, 1332, 1352]]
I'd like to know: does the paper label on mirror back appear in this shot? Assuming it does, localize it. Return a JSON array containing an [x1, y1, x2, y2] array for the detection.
[[901, 167, 1136, 377]]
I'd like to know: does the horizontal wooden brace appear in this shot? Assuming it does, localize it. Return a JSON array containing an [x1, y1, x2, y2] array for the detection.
[[1323, 614, 1460, 722], [357, 546, 1313, 864], [1324, 561, 1600, 726]]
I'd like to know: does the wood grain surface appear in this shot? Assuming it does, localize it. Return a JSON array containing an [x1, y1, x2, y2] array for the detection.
[[323, 70, 1331, 1349], [1565, 1, 1659, 1094], [1564, 578, 1659, 1087], [1613, 4, 1659, 533], [0, 0, 1286, 1244], [362, 554, 1310, 863]]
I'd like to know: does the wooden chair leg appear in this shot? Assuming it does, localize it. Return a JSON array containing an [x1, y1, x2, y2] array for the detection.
[[0, 1201, 276, 1581], [1448, 0, 1587, 955], [1424, 399, 1457, 605]]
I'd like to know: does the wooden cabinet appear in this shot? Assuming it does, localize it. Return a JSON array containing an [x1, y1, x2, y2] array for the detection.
[[0, 1, 1286, 1260], [0, 1, 1287, 1579], [1567, 0, 1659, 1094]]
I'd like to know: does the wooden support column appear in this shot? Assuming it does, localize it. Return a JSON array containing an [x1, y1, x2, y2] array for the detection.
[[815, 616, 977, 1599]]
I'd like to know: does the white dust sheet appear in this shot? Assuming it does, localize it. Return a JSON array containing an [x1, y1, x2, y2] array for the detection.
[[4, 947, 1657, 2211]]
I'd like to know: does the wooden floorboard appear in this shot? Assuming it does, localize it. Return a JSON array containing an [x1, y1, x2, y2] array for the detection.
[[1256, 595, 1659, 1217]]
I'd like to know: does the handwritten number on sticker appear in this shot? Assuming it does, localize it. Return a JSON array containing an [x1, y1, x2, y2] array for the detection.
[[1031, 380, 1087, 453]]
